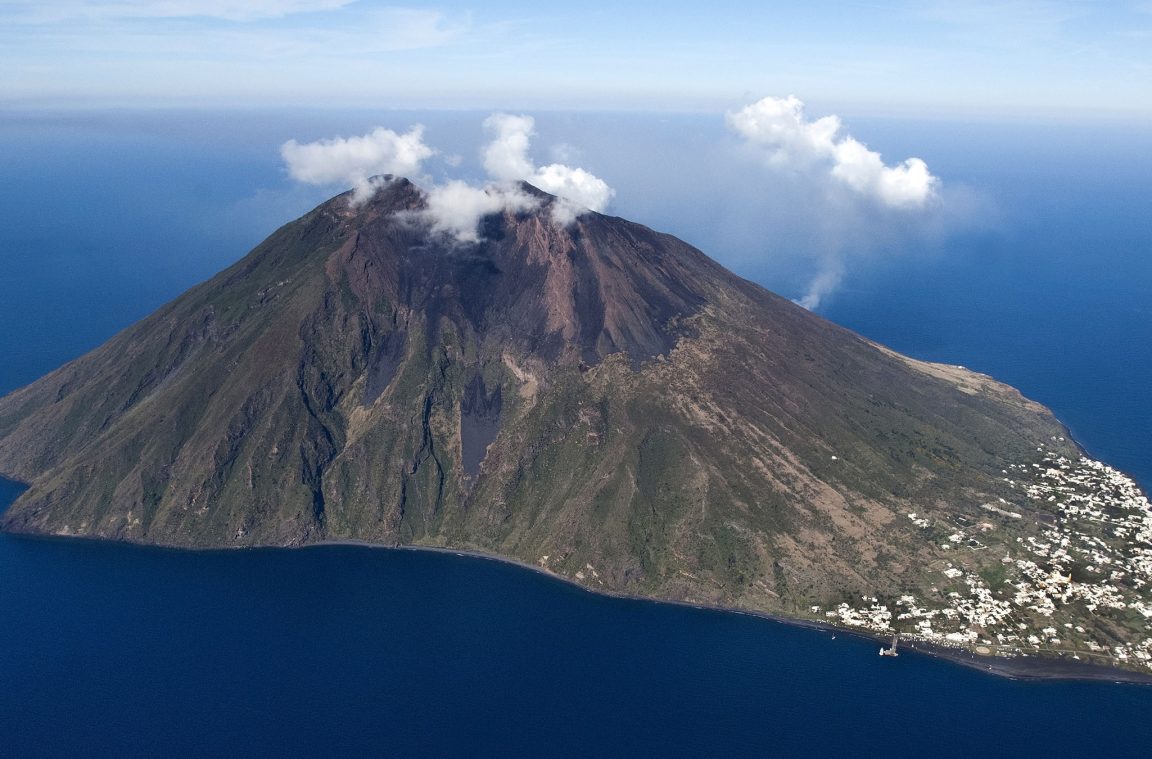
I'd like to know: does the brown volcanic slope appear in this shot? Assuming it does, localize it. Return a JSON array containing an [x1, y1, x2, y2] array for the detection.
[[0, 178, 1094, 628]]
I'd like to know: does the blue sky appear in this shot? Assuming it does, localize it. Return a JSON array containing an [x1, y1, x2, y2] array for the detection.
[[2, 1, 1151, 118]]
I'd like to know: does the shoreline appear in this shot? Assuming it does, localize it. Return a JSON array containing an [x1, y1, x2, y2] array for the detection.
[[311, 539, 1152, 685], [4, 507, 1151, 685]]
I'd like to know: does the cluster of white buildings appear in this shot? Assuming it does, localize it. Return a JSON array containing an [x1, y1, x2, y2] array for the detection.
[[815, 444, 1152, 671]]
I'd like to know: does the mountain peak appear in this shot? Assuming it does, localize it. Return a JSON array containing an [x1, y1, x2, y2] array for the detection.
[[6, 184, 1150, 676], [318, 176, 716, 368], [340, 176, 591, 229]]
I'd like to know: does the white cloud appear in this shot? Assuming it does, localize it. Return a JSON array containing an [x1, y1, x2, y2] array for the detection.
[[482, 113, 537, 181], [727, 95, 938, 209], [727, 95, 949, 310], [531, 164, 615, 223], [727, 96, 842, 168], [406, 113, 611, 241], [832, 139, 937, 209], [422, 180, 539, 243], [280, 112, 608, 242], [481, 113, 615, 223], [280, 125, 434, 203], [279, 117, 548, 242]]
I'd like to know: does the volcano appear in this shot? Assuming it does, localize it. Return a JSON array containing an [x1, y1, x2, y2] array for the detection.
[[3, 178, 1150, 672]]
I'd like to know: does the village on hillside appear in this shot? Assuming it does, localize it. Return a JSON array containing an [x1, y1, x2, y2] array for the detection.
[[813, 442, 1152, 671]]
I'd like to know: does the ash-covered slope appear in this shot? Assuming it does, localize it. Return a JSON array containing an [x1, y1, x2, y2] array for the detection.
[[5, 177, 1151, 673]]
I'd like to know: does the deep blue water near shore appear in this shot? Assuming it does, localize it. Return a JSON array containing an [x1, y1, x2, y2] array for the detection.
[[1, 483, 1151, 758], [1, 111, 1151, 755]]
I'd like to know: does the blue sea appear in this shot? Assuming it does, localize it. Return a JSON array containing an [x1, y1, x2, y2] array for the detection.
[[1, 110, 1150, 756]]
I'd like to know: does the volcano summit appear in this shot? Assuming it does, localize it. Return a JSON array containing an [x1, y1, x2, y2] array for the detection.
[[2, 178, 1150, 675]]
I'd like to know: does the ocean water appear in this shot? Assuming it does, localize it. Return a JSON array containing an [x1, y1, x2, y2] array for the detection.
[[2, 498, 1152, 758], [1, 111, 1150, 756]]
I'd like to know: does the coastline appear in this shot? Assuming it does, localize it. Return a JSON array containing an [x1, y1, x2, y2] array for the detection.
[[310, 539, 1152, 685], [4, 490, 1150, 686]]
